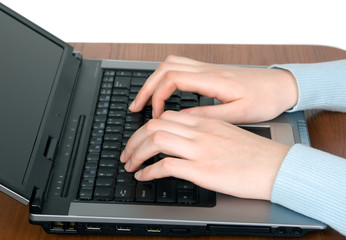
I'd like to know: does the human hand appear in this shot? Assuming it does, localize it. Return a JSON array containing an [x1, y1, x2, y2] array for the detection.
[[120, 111, 290, 201], [129, 55, 298, 123]]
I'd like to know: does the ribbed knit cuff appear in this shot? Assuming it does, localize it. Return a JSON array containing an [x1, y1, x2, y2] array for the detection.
[[269, 60, 346, 113], [272, 144, 346, 235]]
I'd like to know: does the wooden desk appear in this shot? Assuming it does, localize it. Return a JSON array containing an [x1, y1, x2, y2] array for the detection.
[[1, 44, 345, 240]]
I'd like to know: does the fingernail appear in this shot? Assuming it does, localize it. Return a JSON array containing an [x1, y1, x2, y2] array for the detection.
[[129, 100, 135, 111], [135, 170, 142, 180], [120, 151, 125, 162], [124, 160, 131, 171]]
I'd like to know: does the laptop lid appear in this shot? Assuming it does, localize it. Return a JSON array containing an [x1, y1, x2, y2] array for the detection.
[[0, 3, 80, 204]]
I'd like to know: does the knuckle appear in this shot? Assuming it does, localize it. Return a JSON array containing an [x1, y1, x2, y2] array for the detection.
[[137, 86, 150, 97], [130, 152, 140, 165], [160, 110, 174, 119], [140, 166, 151, 179], [145, 119, 162, 132], [159, 158, 175, 173], [150, 130, 167, 145], [157, 61, 171, 72], [165, 55, 178, 62], [164, 70, 178, 81]]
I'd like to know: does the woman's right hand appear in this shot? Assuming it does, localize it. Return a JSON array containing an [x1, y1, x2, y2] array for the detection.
[[129, 55, 298, 124], [121, 111, 290, 201]]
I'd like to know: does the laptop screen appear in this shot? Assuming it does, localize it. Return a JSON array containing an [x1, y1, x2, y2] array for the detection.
[[0, 10, 63, 189]]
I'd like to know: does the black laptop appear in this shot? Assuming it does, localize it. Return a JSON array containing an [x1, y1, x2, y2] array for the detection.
[[0, 3, 326, 237]]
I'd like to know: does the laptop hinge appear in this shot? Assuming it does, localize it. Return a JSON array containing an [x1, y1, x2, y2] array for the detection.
[[72, 51, 82, 61]]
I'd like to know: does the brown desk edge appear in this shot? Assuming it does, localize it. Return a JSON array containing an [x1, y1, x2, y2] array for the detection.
[[1, 44, 345, 240]]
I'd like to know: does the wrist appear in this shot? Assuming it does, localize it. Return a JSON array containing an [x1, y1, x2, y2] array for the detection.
[[265, 143, 291, 201], [271, 68, 299, 112]]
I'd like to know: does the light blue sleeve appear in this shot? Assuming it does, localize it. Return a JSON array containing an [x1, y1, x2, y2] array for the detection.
[[271, 59, 346, 112], [269, 60, 346, 236], [272, 144, 346, 236]]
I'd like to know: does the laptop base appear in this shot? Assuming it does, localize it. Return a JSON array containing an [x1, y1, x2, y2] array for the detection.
[[33, 220, 309, 237]]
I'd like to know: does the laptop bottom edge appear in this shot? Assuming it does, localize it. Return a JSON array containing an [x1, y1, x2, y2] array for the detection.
[[30, 217, 321, 237]]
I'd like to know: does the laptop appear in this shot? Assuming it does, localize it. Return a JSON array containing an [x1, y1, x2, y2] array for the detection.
[[0, 3, 326, 237]]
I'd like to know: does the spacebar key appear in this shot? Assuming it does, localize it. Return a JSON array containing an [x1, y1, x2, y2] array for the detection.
[[156, 179, 177, 203]]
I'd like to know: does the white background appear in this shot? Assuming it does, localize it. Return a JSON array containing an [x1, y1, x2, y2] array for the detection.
[[2, 0, 346, 50]]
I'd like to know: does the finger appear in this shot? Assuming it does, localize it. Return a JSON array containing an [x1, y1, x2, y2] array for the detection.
[[158, 110, 203, 126], [121, 111, 206, 165], [121, 114, 199, 162], [129, 62, 200, 113], [124, 130, 194, 172], [134, 157, 196, 182], [180, 101, 253, 124], [151, 71, 233, 118], [134, 156, 216, 192]]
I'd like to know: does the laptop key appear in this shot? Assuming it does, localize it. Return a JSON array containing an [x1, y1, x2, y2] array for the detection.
[[110, 103, 127, 111], [83, 170, 97, 178], [181, 101, 198, 109], [79, 189, 93, 200], [181, 92, 198, 101], [102, 141, 121, 150], [104, 70, 116, 76], [108, 110, 126, 118], [99, 159, 118, 168], [95, 177, 116, 188], [84, 161, 98, 170], [88, 144, 101, 153], [94, 115, 107, 122], [177, 180, 196, 190], [90, 137, 103, 145], [132, 72, 149, 77], [114, 76, 131, 89], [81, 178, 95, 189], [86, 153, 99, 161], [165, 103, 180, 111], [124, 123, 141, 131], [97, 167, 117, 177], [111, 95, 128, 103], [125, 113, 143, 123], [123, 130, 135, 139], [101, 150, 120, 159], [114, 185, 135, 201], [131, 77, 146, 86], [107, 118, 125, 126], [116, 71, 131, 76], [117, 173, 136, 185], [94, 186, 115, 201], [112, 88, 129, 96], [136, 182, 155, 202], [93, 122, 106, 130], [105, 125, 123, 134], [104, 133, 122, 141], [177, 191, 197, 204], [156, 179, 177, 203]]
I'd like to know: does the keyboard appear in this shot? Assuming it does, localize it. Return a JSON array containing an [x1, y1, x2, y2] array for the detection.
[[78, 69, 215, 207]]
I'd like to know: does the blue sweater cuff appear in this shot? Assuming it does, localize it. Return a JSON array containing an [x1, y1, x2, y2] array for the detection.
[[269, 60, 346, 113], [272, 144, 346, 235]]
